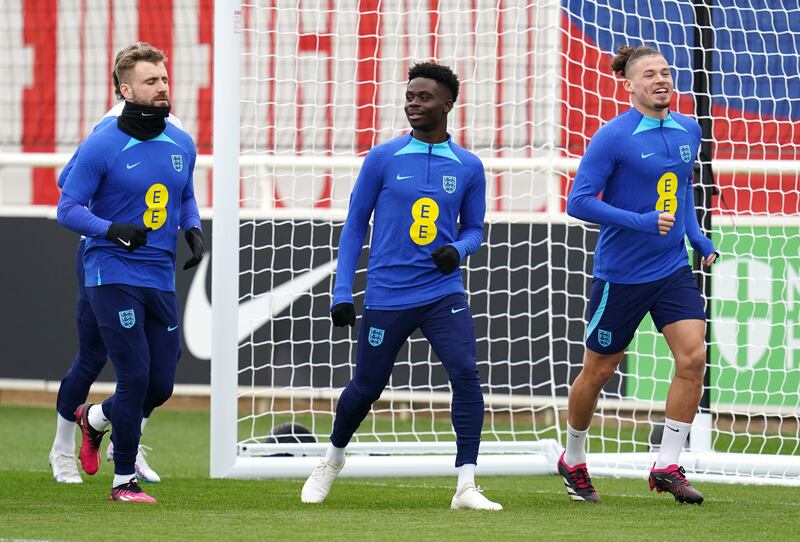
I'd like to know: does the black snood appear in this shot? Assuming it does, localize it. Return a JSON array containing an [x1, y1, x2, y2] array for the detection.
[[117, 101, 171, 140]]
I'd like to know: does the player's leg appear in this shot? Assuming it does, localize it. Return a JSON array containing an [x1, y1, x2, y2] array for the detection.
[[126, 289, 181, 484], [648, 266, 706, 504], [561, 278, 650, 502], [106, 414, 158, 481], [421, 293, 501, 511], [51, 240, 108, 483], [86, 284, 156, 502], [301, 306, 416, 504]]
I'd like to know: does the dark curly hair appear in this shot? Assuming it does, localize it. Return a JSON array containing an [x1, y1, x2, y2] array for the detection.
[[610, 45, 662, 77], [408, 62, 460, 102]]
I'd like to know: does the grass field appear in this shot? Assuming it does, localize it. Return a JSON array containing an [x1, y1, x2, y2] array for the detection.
[[1, 405, 798, 541]]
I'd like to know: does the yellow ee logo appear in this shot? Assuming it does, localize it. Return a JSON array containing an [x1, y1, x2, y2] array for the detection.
[[655, 172, 679, 214], [143, 183, 169, 230], [410, 197, 439, 245]]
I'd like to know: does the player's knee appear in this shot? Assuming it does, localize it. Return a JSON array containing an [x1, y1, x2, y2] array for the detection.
[[676, 347, 706, 381], [449, 370, 481, 396], [584, 363, 616, 386], [145, 382, 174, 409], [120, 368, 150, 392], [350, 380, 383, 405]]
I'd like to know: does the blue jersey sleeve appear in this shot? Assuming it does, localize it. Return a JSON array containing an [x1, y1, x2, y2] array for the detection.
[[57, 149, 112, 237], [57, 192, 111, 238], [332, 149, 385, 306], [683, 178, 716, 257], [179, 153, 201, 231], [567, 126, 661, 235], [57, 144, 81, 189], [450, 162, 485, 260]]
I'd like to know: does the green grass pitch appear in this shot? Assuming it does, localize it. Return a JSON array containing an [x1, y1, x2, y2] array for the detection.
[[1, 405, 798, 541]]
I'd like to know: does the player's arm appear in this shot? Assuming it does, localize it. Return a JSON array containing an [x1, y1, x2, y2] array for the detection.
[[179, 152, 204, 270], [57, 117, 118, 190], [57, 143, 82, 190], [683, 177, 718, 267], [330, 149, 383, 325], [567, 129, 661, 235], [58, 149, 150, 251], [57, 156, 111, 238], [432, 163, 486, 275]]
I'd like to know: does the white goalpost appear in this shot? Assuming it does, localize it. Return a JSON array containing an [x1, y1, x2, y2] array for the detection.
[[208, 0, 800, 485]]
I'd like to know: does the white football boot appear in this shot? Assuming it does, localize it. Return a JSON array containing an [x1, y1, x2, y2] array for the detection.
[[107, 442, 161, 483], [49, 449, 82, 484], [301, 459, 344, 503], [450, 484, 503, 511]]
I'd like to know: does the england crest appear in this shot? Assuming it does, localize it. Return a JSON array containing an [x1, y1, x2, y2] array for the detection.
[[598, 329, 612, 348], [119, 309, 136, 329], [442, 175, 457, 194], [171, 154, 184, 172], [679, 145, 692, 163], [368, 326, 385, 347]]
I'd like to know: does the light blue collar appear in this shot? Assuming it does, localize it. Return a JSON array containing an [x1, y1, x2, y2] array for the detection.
[[393, 134, 461, 163], [632, 112, 687, 135], [122, 132, 179, 151]]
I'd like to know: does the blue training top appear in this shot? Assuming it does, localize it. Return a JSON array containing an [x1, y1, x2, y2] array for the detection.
[[57, 120, 201, 292], [333, 133, 486, 310], [567, 108, 716, 284]]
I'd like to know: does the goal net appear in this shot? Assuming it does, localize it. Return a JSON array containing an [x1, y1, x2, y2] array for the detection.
[[208, 1, 800, 484]]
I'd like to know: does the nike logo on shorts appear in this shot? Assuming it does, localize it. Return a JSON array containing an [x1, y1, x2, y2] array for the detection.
[[451, 307, 467, 314], [167, 324, 179, 332]]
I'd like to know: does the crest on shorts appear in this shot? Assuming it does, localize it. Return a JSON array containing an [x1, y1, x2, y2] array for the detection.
[[597, 329, 612, 348], [368, 326, 385, 347], [119, 309, 136, 329], [679, 145, 692, 163], [442, 175, 457, 194], [171, 154, 184, 172]]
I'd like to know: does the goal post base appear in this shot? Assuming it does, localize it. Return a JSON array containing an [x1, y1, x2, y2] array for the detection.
[[221, 454, 558, 479], [216, 439, 563, 479]]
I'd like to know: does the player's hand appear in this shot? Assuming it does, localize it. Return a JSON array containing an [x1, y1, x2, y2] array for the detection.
[[657, 212, 675, 236], [182, 227, 205, 270], [331, 303, 356, 327], [106, 223, 152, 252], [702, 251, 719, 268], [431, 245, 460, 275]]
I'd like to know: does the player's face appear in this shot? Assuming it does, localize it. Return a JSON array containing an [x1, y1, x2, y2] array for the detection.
[[121, 61, 170, 107], [623, 55, 673, 117], [404, 77, 453, 132]]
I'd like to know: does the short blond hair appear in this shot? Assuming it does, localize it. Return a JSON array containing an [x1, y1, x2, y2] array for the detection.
[[113, 42, 166, 100]]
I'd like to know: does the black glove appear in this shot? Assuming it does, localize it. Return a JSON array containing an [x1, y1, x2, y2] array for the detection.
[[431, 245, 460, 275], [183, 227, 205, 270], [106, 223, 151, 252], [331, 303, 356, 327]]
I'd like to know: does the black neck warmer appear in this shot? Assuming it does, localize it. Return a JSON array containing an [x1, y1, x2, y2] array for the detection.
[[117, 101, 171, 140]]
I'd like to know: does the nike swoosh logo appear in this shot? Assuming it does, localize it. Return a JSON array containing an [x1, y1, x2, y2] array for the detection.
[[117, 238, 131, 247], [127, 162, 141, 169], [396, 174, 414, 180], [141, 113, 154, 117], [451, 307, 467, 314], [183, 254, 338, 359], [640, 152, 655, 159], [167, 324, 179, 332], [665, 425, 680, 433]]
